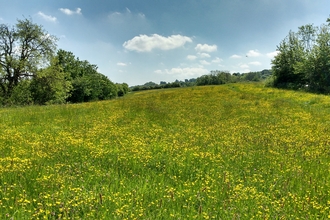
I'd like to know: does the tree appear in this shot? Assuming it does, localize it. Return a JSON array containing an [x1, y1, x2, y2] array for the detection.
[[55, 49, 118, 103], [298, 24, 317, 52], [306, 25, 330, 92], [30, 57, 72, 105], [0, 18, 57, 98], [271, 30, 305, 88], [272, 17, 330, 93]]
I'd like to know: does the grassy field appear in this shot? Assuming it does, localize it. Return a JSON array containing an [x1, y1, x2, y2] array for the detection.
[[1, 83, 330, 219]]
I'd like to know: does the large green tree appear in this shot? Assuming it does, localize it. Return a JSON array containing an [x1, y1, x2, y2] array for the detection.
[[30, 57, 72, 105], [0, 18, 57, 98], [307, 24, 330, 92], [272, 18, 330, 93], [56, 49, 118, 103], [271, 31, 305, 88]]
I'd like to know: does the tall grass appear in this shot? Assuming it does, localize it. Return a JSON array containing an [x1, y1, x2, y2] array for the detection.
[[1, 83, 330, 219]]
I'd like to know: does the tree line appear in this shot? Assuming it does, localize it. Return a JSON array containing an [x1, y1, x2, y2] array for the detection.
[[0, 18, 128, 106], [130, 69, 272, 91], [270, 17, 330, 93]]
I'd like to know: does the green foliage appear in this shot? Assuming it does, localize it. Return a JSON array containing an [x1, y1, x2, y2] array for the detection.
[[272, 31, 306, 88], [130, 70, 272, 92], [116, 83, 130, 97], [30, 57, 72, 105], [0, 18, 57, 98], [56, 50, 118, 103], [272, 18, 330, 93], [6, 80, 33, 106], [0, 19, 126, 107], [196, 71, 232, 86]]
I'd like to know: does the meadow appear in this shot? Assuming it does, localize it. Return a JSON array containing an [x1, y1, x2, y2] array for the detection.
[[1, 83, 330, 219]]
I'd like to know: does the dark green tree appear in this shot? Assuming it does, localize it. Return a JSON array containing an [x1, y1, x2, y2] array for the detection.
[[55, 50, 117, 103]]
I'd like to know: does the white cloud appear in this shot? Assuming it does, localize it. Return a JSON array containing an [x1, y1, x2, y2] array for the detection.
[[117, 62, 127, 66], [239, 63, 250, 69], [200, 60, 211, 65], [195, 44, 217, 52], [37, 12, 57, 22], [59, 8, 82, 15], [249, 61, 262, 66], [0, 17, 4, 21], [123, 34, 192, 52], [230, 54, 242, 59], [246, 50, 261, 57], [126, 7, 131, 13], [156, 67, 209, 78], [198, 52, 211, 58], [212, 57, 223, 63], [111, 12, 121, 16], [266, 51, 280, 58], [186, 55, 197, 61]]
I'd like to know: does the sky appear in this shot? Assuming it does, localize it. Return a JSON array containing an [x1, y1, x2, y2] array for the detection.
[[1, 0, 329, 86]]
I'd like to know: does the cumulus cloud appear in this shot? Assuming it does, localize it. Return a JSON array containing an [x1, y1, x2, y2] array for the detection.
[[246, 49, 261, 57], [212, 57, 223, 63], [195, 44, 217, 52], [155, 67, 209, 78], [186, 55, 197, 61], [38, 12, 57, 22], [59, 8, 82, 15], [200, 60, 211, 65], [230, 54, 242, 59], [198, 52, 211, 58], [123, 34, 192, 52], [266, 51, 280, 58], [249, 61, 262, 66]]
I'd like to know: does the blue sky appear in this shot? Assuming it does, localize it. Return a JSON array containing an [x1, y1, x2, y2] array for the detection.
[[1, 0, 329, 86]]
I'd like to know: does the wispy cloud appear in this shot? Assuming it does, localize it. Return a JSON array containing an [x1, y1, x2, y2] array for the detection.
[[230, 54, 242, 59], [117, 62, 127, 66], [59, 8, 82, 15], [212, 57, 223, 63], [123, 34, 192, 52], [195, 44, 217, 53], [249, 61, 262, 66], [155, 67, 209, 78], [108, 8, 146, 23], [239, 63, 250, 69], [186, 55, 197, 61], [37, 12, 57, 23], [246, 49, 261, 57]]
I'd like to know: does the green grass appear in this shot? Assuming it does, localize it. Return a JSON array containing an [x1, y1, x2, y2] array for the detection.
[[1, 83, 330, 219]]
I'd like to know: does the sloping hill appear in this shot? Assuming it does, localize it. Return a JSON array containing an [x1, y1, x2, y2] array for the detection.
[[1, 83, 330, 219]]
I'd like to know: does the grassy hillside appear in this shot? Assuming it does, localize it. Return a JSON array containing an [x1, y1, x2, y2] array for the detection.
[[1, 83, 330, 219]]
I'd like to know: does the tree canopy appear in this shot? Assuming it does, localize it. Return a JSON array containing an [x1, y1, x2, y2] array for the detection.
[[271, 17, 330, 93], [0, 18, 57, 98]]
